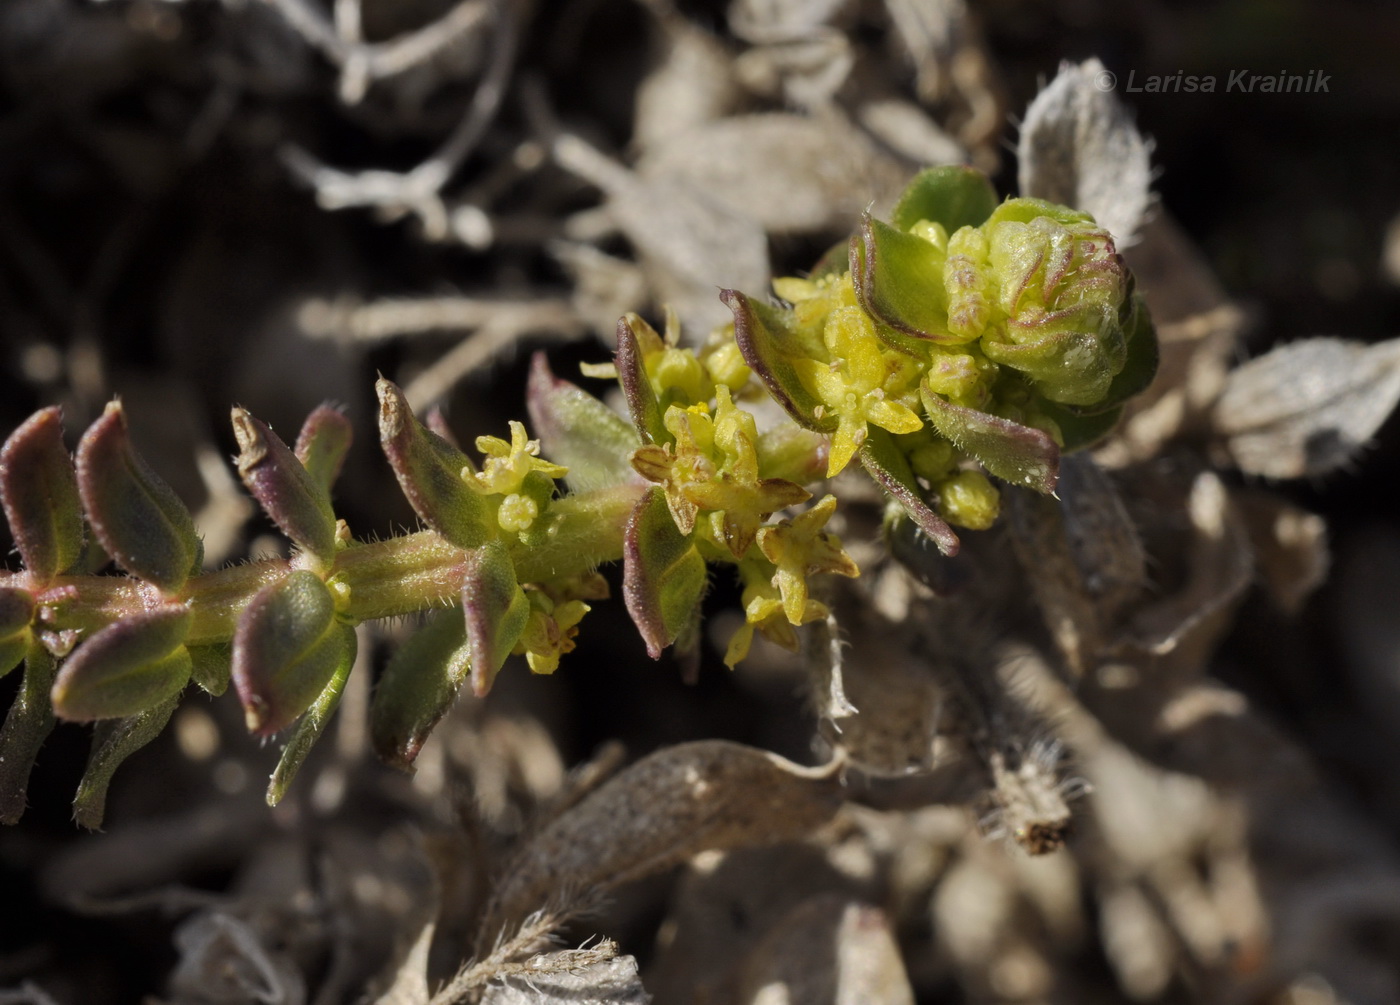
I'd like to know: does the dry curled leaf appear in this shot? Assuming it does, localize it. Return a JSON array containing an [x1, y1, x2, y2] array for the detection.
[[1212, 337, 1400, 479], [479, 952, 649, 1005], [477, 740, 843, 943], [1018, 58, 1153, 245]]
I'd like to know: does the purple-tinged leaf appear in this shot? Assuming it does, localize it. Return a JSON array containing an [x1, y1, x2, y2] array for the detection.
[[76, 402, 202, 592], [890, 164, 998, 233], [857, 429, 960, 556], [615, 314, 667, 444], [623, 487, 707, 659], [293, 404, 353, 493], [232, 570, 355, 736], [852, 215, 960, 345], [51, 605, 192, 721], [233, 408, 337, 565], [267, 646, 353, 806], [0, 406, 85, 584], [462, 539, 530, 697], [0, 645, 57, 824], [377, 378, 493, 549], [370, 609, 472, 771], [0, 587, 35, 678], [1212, 337, 1400, 479], [722, 289, 834, 432], [920, 386, 1060, 494], [527, 353, 640, 492], [73, 691, 180, 829]]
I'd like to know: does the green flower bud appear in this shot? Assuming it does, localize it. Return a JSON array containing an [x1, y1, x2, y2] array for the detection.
[[938, 470, 1001, 530]]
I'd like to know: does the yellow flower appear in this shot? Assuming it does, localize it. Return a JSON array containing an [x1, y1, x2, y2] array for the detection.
[[755, 495, 859, 625], [723, 571, 828, 668], [631, 391, 809, 557], [470, 421, 568, 497], [791, 307, 924, 477], [513, 589, 590, 675]]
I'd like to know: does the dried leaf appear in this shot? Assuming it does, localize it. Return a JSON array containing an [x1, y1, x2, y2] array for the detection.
[[75, 401, 202, 592], [51, 605, 193, 722], [1018, 58, 1153, 245], [1212, 337, 1400, 478], [1235, 490, 1328, 613], [0, 406, 85, 584], [478, 954, 649, 1005], [479, 740, 843, 941], [733, 896, 916, 1005]]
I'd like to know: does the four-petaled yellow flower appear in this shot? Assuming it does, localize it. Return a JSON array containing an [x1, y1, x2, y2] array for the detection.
[[631, 388, 809, 557], [513, 589, 590, 675], [723, 573, 829, 668], [755, 495, 859, 625], [469, 421, 569, 533], [791, 306, 924, 477]]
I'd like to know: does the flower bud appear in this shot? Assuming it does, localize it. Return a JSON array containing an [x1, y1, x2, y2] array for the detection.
[[51, 604, 193, 721], [232, 408, 337, 565], [377, 378, 494, 550], [232, 570, 356, 735], [76, 402, 202, 592], [0, 406, 85, 584]]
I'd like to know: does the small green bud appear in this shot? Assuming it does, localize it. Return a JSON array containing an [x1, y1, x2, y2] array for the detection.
[[623, 487, 707, 659], [51, 604, 193, 721], [232, 570, 355, 735], [232, 408, 337, 566], [0, 406, 85, 584], [938, 470, 1001, 530], [377, 378, 494, 550], [75, 402, 202, 593]]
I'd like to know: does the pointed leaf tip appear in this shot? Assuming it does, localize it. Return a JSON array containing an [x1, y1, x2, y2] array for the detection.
[[376, 378, 493, 549], [76, 401, 201, 592], [51, 605, 193, 722], [1, 406, 85, 584], [232, 407, 337, 563]]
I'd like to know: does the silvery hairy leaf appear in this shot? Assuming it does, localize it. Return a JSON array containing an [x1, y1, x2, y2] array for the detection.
[[1018, 58, 1153, 245]]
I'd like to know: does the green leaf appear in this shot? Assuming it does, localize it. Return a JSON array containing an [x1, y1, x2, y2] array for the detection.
[[370, 609, 472, 771], [891, 165, 999, 233], [1086, 291, 1158, 414], [0, 645, 57, 825], [1038, 401, 1124, 452], [51, 605, 193, 721], [622, 487, 708, 660], [75, 402, 202, 592], [267, 641, 355, 806], [722, 289, 834, 432], [461, 539, 531, 697], [232, 408, 338, 565], [614, 314, 668, 444], [0, 587, 35, 679], [232, 571, 355, 735], [188, 642, 232, 696], [377, 378, 494, 550], [73, 692, 180, 829], [293, 404, 353, 493], [852, 216, 964, 344], [526, 353, 640, 492], [920, 385, 1060, 494], [0, 406, 85, 584], [857, 428, 961, 556]]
